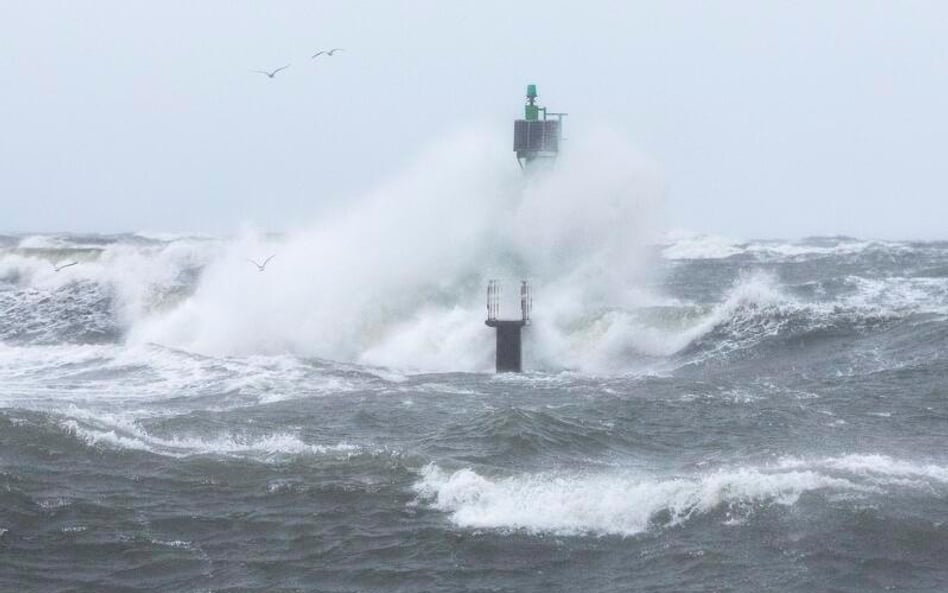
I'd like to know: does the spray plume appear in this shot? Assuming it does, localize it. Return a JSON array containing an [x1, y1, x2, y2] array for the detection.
[[128, 124, 666, 372]]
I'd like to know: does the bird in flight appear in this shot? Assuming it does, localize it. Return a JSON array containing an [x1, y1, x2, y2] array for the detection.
[[248, 255, 276, 272], [311, 48, 344, 59], [252, 65, 290, 79], [53, 261, 78, 272]]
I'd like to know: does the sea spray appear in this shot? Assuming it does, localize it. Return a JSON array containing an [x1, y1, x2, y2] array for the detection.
[[127, 125, 667, 371]]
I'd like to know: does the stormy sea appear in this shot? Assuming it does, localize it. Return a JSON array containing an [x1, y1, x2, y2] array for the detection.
[[2, 140, 947, 592]]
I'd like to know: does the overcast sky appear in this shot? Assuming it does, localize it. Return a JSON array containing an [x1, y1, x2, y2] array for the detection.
[[2, 1, 947, 239]]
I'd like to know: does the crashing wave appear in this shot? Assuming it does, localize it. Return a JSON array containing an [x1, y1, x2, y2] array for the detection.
[[414, 454, 948, 536]]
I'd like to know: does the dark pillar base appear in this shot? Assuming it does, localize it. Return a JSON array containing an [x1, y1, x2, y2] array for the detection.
[[485, 320, 526, 373]]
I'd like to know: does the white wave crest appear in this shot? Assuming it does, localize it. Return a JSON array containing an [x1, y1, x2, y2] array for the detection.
[[414, 454, 947, 536], [661, 232, 907, 261], [662, 231, 745, 260], [635, 270, 792, 362], [778, 454, 948, 485], [0, 344, 365, 410], [60, 413, 359, 460]]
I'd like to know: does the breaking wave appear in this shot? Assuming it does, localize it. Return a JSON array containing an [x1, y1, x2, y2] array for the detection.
[[414, 454, 948, 536], [55, 407, 362, 461], [63, 419, 357, 460]]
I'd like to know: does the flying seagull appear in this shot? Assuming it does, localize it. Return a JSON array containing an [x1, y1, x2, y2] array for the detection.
[[53, 261, 78, 272], [247, 255, 276, 272], [252, 65, 290, 79], [311, 48, 344, 59]]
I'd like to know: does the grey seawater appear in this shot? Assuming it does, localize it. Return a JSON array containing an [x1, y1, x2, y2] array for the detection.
[[1, 235, 948, 592]]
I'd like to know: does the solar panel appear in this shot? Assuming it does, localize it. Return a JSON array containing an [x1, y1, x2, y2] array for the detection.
[[513, 120, 560, 154]]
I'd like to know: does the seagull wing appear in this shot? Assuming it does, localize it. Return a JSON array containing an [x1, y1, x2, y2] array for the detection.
[[247, 258, 262, 268], [272, 64, 291, 75], [55, 261, 79, 271], [262, 254, 276, 267], [328, 48, 344, 55], [311, 51, 326, 59]]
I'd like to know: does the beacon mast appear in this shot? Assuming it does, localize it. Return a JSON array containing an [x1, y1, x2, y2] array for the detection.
[[484, 85, 564, 373]]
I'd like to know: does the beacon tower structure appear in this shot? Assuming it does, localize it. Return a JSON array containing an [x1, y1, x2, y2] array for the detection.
[[484, 85, 563, 373]]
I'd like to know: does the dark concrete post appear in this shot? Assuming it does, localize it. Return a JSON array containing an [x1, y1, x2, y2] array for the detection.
[[485, 280, 531, 373], [485, 319, 525, 372]]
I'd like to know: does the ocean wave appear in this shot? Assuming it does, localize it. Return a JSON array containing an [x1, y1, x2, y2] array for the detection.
[[0, 237, 214, 346], [1, 258, 944, 378], [662, 232, 920, 261], [661, 232, 746, 260], [429, 406, 618, 463], [0, 281, 120, 345], [662, 271, 948, 368], [1, 220, 946, 373], [414, 454, 947, 536], [60, 415, 361, 461], [0, 344, 371, 409], [778, 454, 948, 485]]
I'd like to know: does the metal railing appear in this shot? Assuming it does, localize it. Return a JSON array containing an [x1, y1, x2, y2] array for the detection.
[[487, 279, 531, 323]]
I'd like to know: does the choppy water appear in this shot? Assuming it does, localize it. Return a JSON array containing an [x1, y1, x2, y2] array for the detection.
[[1, 231, 947, 592]]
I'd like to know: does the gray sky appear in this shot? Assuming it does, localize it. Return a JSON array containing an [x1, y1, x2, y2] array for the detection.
[[2, 1, 947, 239]]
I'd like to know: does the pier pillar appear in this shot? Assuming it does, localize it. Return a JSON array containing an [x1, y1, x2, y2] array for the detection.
[[485, 280, 531, 373]]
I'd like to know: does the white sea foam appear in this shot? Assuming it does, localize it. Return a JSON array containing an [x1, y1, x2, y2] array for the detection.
[[134, 231, 215, 242], [16, 235, 74, 250], [60, 410, 359, 460], [36, 497, 72, 511], [150, 539, 193, 549], [0, 343, 364, 410], [61, 526, 86, 534], [747, 240, 878, 258], [414, 454, 947, 536], [840, 276, 948, 316], [66, 422, 359, 460], [660, 232, 910, 262], [662, 231, 745, 260], [266, 479, 307, 494], [778, 454, 948, 485]]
